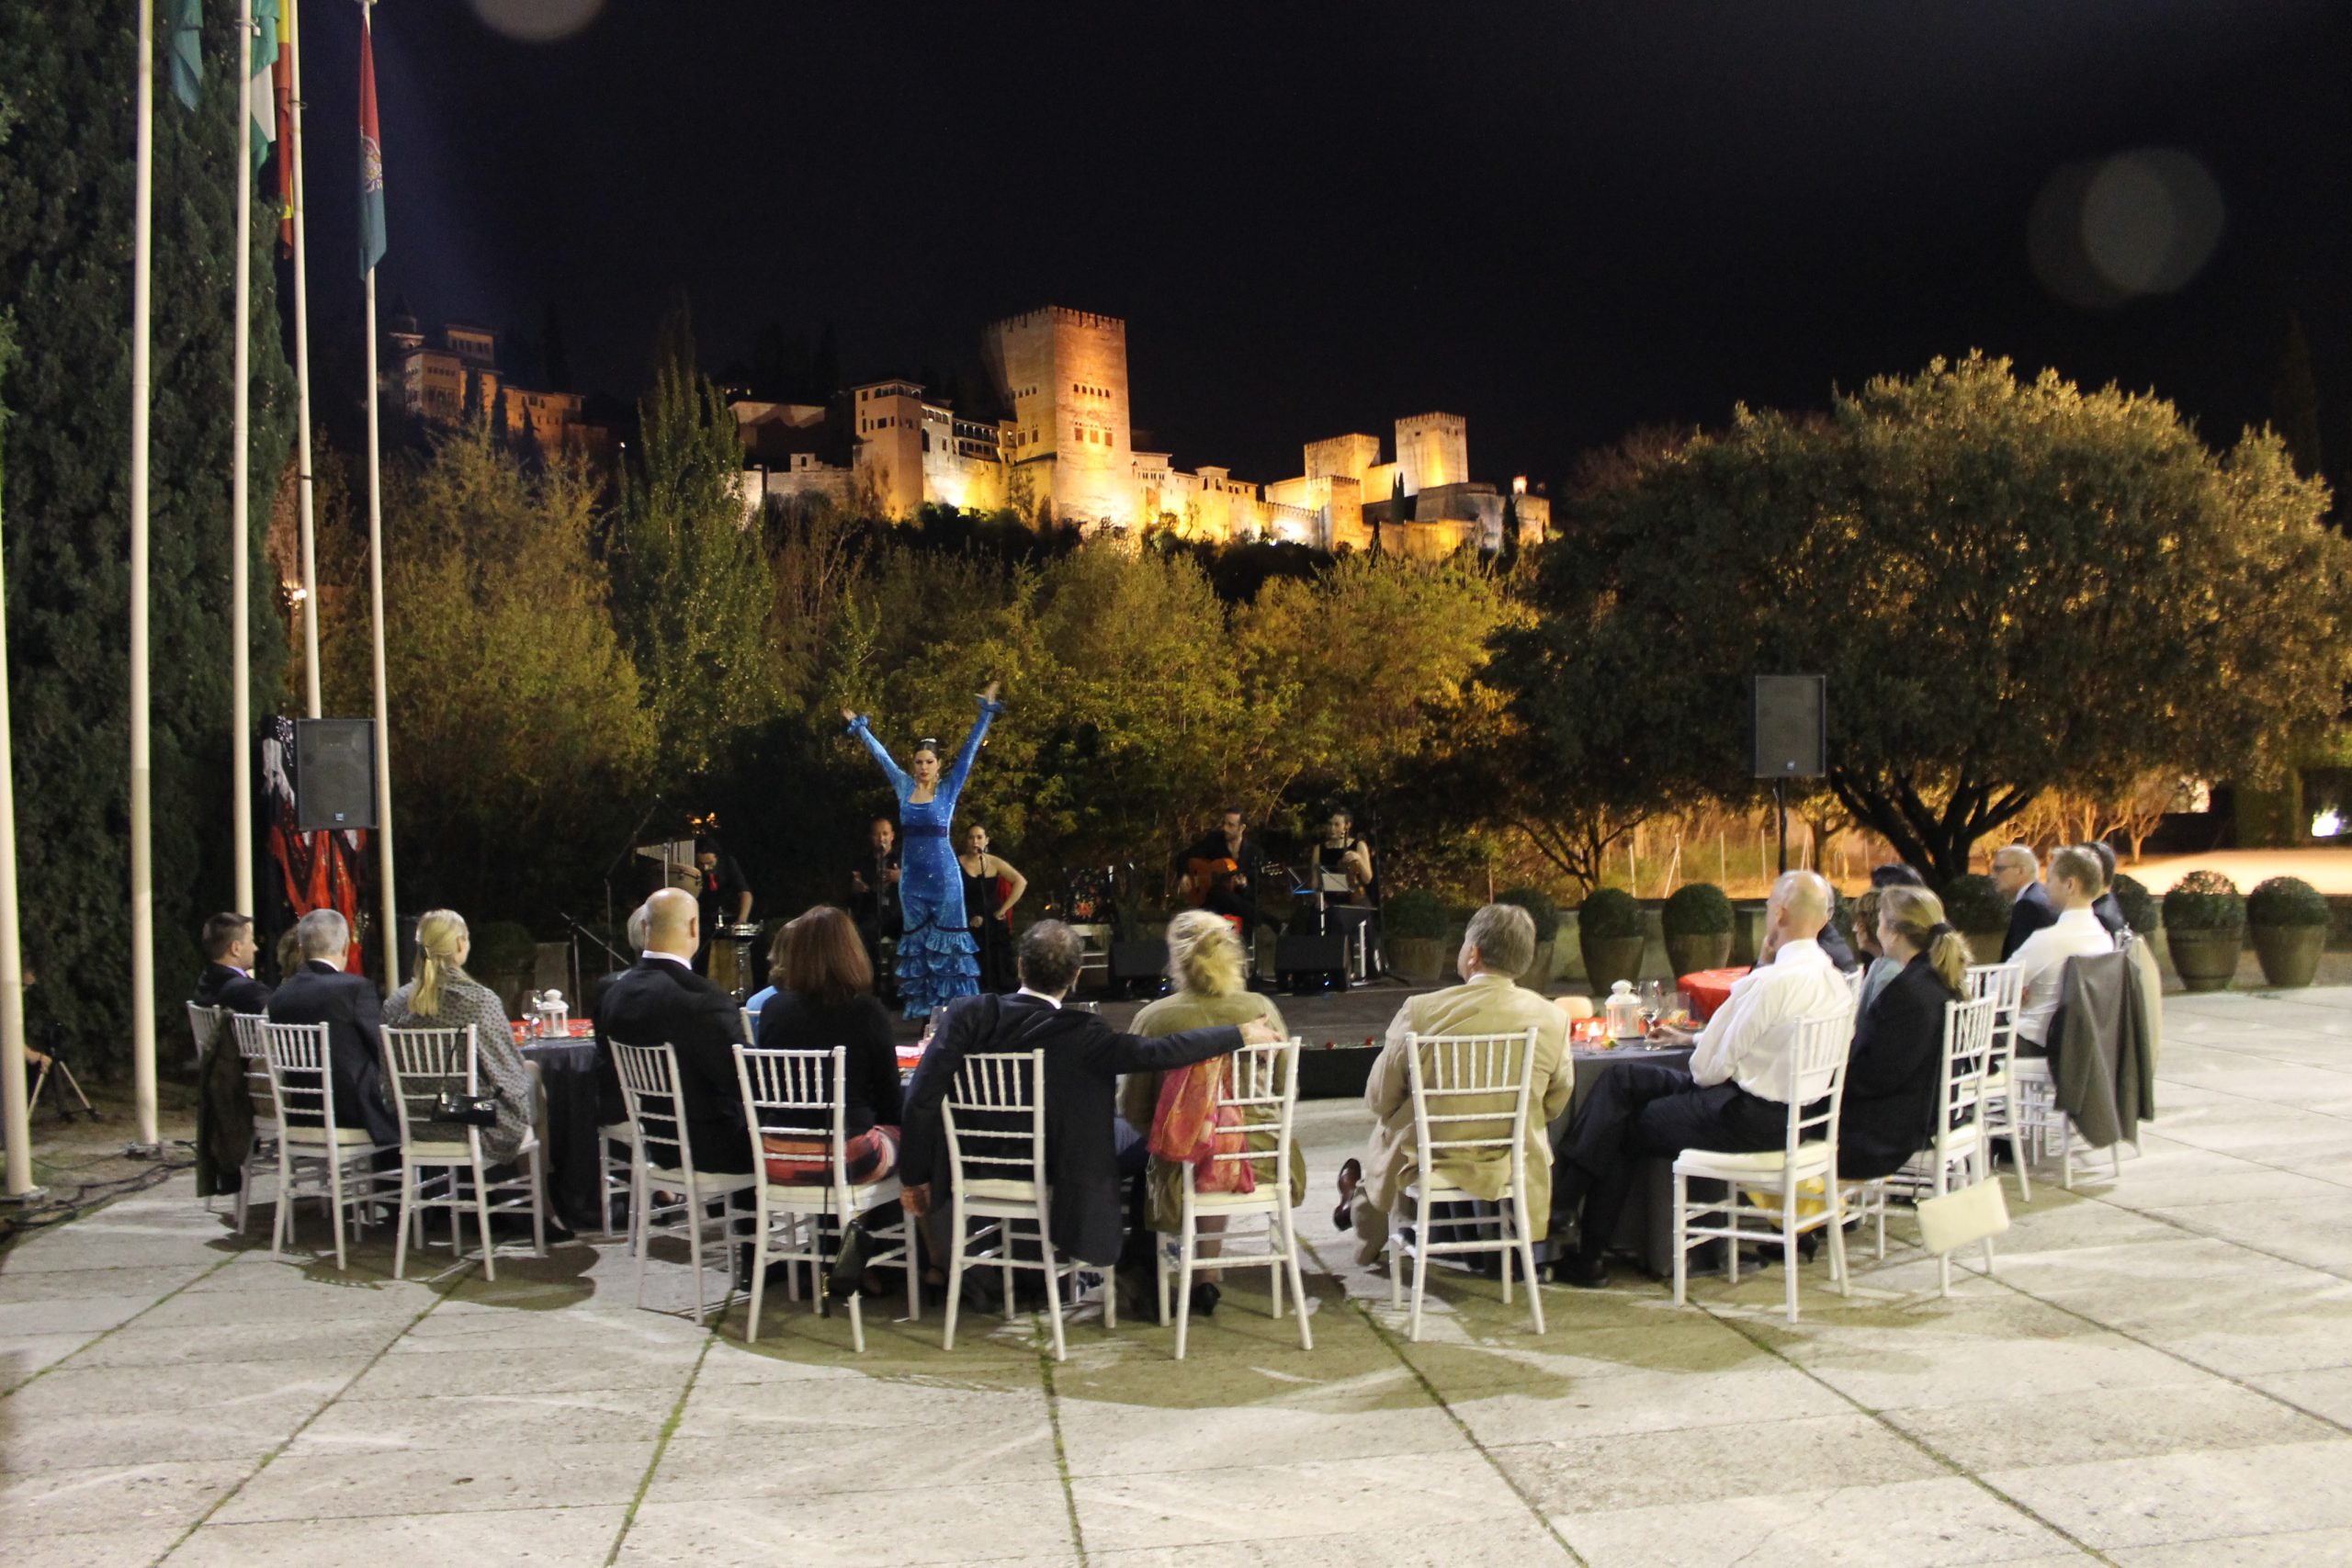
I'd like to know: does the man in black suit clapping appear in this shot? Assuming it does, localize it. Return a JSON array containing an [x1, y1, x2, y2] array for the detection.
[[265, 909, 399, 1147]]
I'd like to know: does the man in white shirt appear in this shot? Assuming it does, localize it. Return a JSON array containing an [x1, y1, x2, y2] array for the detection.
[[1548, 872, 1854, 1286], [2012, 845, 2116, 1054]]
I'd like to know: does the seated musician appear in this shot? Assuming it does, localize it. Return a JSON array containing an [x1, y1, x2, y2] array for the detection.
[[694, 836, 753, 976], [1314, 808, 1376, 907], [1172, 807, 1272, 944]]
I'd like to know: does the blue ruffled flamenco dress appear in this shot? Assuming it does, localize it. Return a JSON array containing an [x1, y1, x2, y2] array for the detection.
[[847, 697, 1004, 1019]]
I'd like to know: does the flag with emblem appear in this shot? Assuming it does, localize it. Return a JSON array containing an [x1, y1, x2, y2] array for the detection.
[[248, 0, 279, 175], [357, 6, 385, 277]]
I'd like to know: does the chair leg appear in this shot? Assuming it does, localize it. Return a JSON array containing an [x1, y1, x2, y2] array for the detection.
[[1408, 1193, 1430, 1343], [1517, 1201, 1544, 1337], [847, 1286, 866, 1355], [472, 1159, 498, 1283], [942, 1201, 966, 1351], [1671, 1171, 1690, 1307], [1041, 1234, 1069, 1363], [1387, 1213, 1403, 1313], [1269, 1215, 1286, 1322], [685, 1187, 708, 1326], [393, 1161, 414, 1280], [1826, 1182, 1850, 1298], [902, 1211, 922, 1325], [746, 1198, 768, 1345], [1155, 1235, 1171, 1327], [327, 1148, 348, 1273], [1725, 1193, 1741, 1288], [1781, 1192, 1800, 1325], [1280, 1205, 1313, 1351], [529, 1146, 548, 1258], [1174, 1214, 1196, 1361]]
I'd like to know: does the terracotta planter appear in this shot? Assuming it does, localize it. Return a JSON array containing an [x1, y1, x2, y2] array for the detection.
[[2251, 925, 2324, 989], [2165, 928, 2243, 993], [1665, 931, 1733, 978], [1579, 933, 1646, 993], [1392, 936, 1449, 987]]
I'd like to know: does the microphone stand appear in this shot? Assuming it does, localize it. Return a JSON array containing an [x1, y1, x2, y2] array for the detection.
[[602, 793, 666, 955]]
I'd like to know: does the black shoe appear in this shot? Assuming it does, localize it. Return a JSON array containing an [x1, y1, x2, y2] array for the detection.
[[1187, 1280, 1221, 1318], [1332, 1157, 1363, 1232], [825, 1222, 876, 1304], [1549, 1253, 1610, 1289], [959, 1272, 1004, 1314]]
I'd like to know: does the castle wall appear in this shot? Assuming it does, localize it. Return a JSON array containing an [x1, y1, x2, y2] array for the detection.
[[1396, 412, 1467, 496], [984, 306, 1138, 528]]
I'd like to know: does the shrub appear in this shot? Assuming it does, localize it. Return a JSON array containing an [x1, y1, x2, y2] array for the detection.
[[1385, 887, 1448, 940], [1661, 882, 1734, 937], [2164, 870, 2246, 932], [1942, 873, 2008, 933], [471, 920, 538, 978], [1577, 886, 1644, 941], [2111, 873, 2159, 936], [1497, 886, 1562, 942], [2246, 875, 2328, 929]]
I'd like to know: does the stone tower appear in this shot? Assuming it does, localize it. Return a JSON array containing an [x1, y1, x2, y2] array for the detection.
[[1395, 412, 1467, 496], [982, 307, 1137, 527]]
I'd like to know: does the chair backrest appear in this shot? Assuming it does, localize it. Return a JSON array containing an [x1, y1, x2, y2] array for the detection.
[[733, 1045, 848, 1190], [380, 1024, 481, 1153], [1401, 1029, 1540, 1187], [260, 1020, 338, 1135], [1782, 1010, 1854, 1158], [1844, 967, 1867, 1006], [1938, 995, 1997, 1141], [187, 1002, 227, 1060], [1965, 962, 2023, 1065], [612, 1040, 700, 1176], [942, 1049, 1047, 1196], [1186, 1038, 1302, 1197], [741, 1007, 760, 1045], [229, 1011, 277, 1125]]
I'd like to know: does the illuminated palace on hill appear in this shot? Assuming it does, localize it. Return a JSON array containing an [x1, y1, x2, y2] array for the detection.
[[733, 306, 1548, 555]]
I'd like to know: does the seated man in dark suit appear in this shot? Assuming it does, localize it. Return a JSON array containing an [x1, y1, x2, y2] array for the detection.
[[899, 920, 1280, 1283], [1995, 844, 2058, 961], [191, 911, 271, 1196], [191, 912, 272, 1015], [2079, 840, 2128, 939], [265, 908, 398, 1146], [593, 887, 754, 1176]]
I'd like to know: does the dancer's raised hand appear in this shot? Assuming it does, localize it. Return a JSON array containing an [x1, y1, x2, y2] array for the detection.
[[840, 705, 857, 724], [978, 680, 1001, 705]]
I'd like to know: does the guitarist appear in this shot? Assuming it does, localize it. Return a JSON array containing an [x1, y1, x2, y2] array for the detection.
[[1172, 807, 1272, 945]]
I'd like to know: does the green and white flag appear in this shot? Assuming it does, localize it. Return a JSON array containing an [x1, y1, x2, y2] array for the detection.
[[249, 0, 280, 175], [168, 0, 203, 109]]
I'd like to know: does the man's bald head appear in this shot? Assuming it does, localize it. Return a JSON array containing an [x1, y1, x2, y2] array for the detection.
[[1769, 870, 1832, 942], [645, 887, 699, 957]]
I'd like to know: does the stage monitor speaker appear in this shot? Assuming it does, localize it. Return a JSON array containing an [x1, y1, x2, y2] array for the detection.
[[294, 718, 378, 829], [1274, 933, 1349, 990], [1751, 675, 1826, 779], [1111, 941, 1169, 984]]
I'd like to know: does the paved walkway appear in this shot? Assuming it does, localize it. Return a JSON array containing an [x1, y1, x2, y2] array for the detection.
[[5, 987, 2352, 1567]]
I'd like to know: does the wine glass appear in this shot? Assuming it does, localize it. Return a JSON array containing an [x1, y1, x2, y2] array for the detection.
[[1638, 979, 1665, 1034]]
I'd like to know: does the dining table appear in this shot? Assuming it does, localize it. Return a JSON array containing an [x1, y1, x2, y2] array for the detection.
[[517, 1022, 607, 1234]]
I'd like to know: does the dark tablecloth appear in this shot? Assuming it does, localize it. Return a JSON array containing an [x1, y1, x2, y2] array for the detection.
[[523, 1039, 605, 1233], [1547, 1042, 1697, 1277]]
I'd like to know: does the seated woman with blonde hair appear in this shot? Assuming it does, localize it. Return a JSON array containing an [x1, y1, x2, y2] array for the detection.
[[1117, 909, 1306, 1316], [382, 909, 537, 1165]]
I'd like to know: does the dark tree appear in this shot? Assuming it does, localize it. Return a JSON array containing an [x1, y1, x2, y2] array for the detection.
[[2270, 311, 2324, 484], [0, 8, 299, 1067], [541, 304, 571, 392]]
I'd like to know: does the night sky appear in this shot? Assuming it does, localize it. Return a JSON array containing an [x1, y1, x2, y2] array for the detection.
[[291, 0, 2352, 489]]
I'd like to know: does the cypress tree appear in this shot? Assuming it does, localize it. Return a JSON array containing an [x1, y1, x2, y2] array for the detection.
[[0, 9, 298, 1067]]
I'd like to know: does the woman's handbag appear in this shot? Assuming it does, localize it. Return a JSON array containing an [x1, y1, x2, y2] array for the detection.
[[434, 1089, 499, 1128], [1917, 1176, 2010, 1256]]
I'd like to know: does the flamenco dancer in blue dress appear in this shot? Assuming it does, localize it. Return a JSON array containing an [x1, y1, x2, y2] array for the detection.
[[842, 682, 1005, 1019]]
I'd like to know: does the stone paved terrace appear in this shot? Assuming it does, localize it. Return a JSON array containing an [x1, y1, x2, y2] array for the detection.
[[5, 987, 2352, 1568]]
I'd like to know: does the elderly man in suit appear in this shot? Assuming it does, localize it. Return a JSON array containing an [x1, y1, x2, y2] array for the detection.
[[1331, 903, 1573, 1269], [899, 920, 1279, 1279], [594, 887, 755, 1176], [1995, 844, 2058, 961], [266, 908, 399, 1146]]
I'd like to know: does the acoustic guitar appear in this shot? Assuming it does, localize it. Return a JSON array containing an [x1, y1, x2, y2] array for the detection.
[[1177, 855, 1244, 908]]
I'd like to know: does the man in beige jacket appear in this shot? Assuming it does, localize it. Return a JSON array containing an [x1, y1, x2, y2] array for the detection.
[[1334, 904, 1573, 1267]]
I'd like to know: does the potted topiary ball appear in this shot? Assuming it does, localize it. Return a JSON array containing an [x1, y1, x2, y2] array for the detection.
[[2163, 870, 2245, 992], [1577, 886, 1646, 993], [1942, 873, 2010, 964], [1385, 888, 1451, 987], [2247, 875, 2328, 988], [1661, 882, 1736, 976], [2111, 873, 2159, 941], [1497, 886, 1562, 984]]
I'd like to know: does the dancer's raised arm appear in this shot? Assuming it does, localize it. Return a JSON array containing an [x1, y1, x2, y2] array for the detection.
[[943, 682, 1005, 797], [843, 708, 912, 796]]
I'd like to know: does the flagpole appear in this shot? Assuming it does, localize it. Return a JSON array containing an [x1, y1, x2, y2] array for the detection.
[[128, 0, 161, 1155], [0, 369, 38, 1205], [361, 0, 398, 989], [288, 0, 321, 718], [232, 0, 256, 919]]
